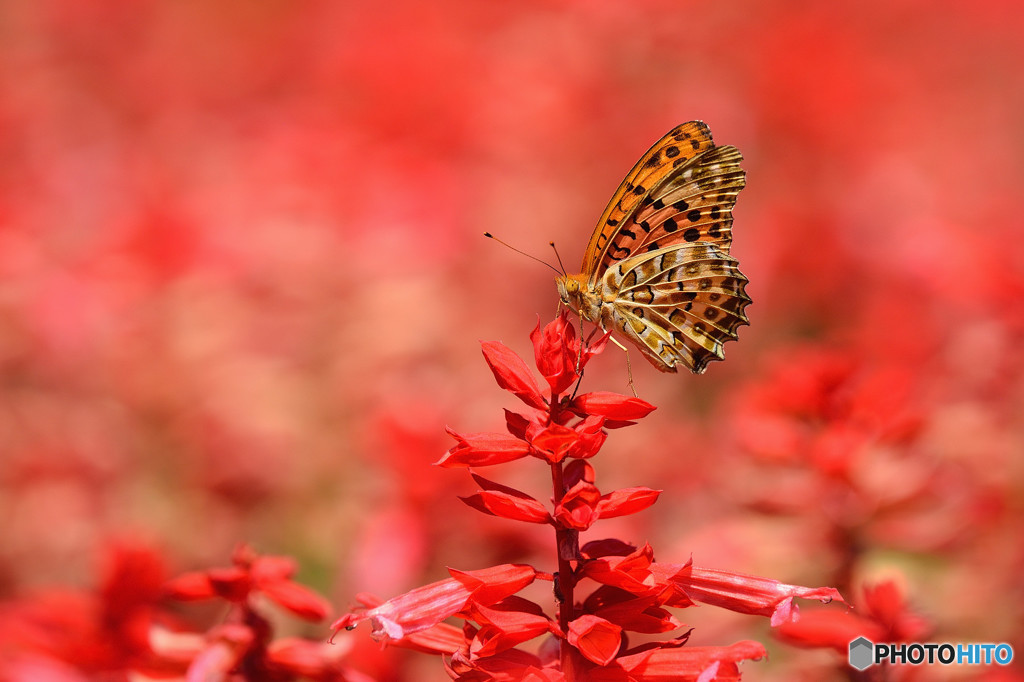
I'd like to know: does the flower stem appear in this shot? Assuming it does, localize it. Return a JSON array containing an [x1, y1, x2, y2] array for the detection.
[[552, 458, 579, 669], [546, 391, 579, 660]]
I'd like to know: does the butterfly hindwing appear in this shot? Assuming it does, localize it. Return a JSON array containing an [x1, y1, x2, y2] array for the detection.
[[601, 244, 751, 373], [582, 122, 717, 279]]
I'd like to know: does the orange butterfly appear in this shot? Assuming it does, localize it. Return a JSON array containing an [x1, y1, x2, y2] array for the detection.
[[556, 121, 751, 374]]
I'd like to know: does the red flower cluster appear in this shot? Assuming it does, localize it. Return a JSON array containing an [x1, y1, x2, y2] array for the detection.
[[334, 314, 843, 680], [439, 315, 648, 472], [0, 543, 173, 679], [0, 542, 366, 682], [160, 543, 340, 680]]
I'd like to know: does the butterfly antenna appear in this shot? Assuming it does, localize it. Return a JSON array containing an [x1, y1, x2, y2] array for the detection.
[[549, 241, 567, 276], [483, 233, 562, 275]]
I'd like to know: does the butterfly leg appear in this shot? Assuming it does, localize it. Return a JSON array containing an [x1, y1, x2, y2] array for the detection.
[[608, 335, 638, 398], [575, 309, 586, 374]]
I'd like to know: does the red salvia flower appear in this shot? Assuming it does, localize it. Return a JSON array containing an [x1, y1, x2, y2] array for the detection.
[[160, 544, 359, 681], [166, 543, 330, 622], [337, 314, 843, 680]]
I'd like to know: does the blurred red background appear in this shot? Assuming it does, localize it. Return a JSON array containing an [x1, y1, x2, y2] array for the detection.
[[1, 1, 1022, 679]]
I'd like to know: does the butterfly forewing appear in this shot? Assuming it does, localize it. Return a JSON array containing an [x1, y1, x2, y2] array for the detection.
[[582, 121, 716, 278], [620, 145, 745, 257]]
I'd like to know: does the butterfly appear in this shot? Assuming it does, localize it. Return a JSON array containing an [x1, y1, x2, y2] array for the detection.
[[556, 121, 751, 374]]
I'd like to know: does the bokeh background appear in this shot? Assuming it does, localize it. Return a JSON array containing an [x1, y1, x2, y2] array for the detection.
[[1, 0, 1022, 679]]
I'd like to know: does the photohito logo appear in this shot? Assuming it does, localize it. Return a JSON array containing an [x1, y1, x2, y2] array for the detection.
[[848, 637, 1014, 670]]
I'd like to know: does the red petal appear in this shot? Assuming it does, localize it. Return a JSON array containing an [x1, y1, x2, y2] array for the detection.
[[861, 580, 929, 641], [259, 578, 331, 622], [206, 567, 251, 602], [448, 564, 539, 608], [571, 392, 656, 421], [553, 502, 597, 531], [99, 543, 167, 616], [775, 608, 885, 653], [596, 488, 662, 519], [164, 571, 217, 600], [559, 481, 601, 507], [445, 647, 559, 681], [563, 459, 595, 487], [438, 428, 532, 467], [187, 641, 240, 682], [338, 576, 477, 641], [584, 587, 682, 634], [669, 564, 845, 625], [553, 481, 602, 530], [250, 555, 297, 582], [391, 621, 468, 655], [567, 614, 622, 666], [266, 638, 341, 677], [529, 423, 579, 463], [481, 341, 547, 409], [531, 314, 579, 396], [580, 545, 656, 593], [468, 601, 554, 658], [581, 539, 637, 559], [581, 329, 612, 368], [461, 490, 552, 524], [596, 640, 767, 681], [503, 409, 533, 439], [565, 415, 607, 459]]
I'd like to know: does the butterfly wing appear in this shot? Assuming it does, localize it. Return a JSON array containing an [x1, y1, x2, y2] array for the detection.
[[600, 243, 751, 373], [582, 121, 718, 281], [617, 144, 745, 260]]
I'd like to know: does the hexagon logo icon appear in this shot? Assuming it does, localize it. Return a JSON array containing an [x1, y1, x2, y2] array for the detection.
[[849, 636, 874, 670]]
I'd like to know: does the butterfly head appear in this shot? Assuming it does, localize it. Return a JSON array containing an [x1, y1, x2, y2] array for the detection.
[[555, 273, 595, 320]]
